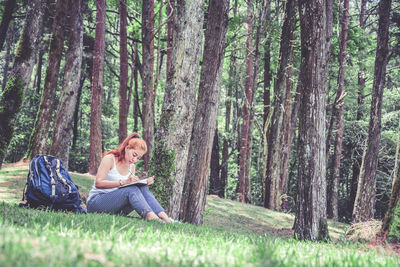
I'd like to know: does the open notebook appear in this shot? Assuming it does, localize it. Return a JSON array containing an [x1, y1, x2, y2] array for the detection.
[[118, 179, 148, 188]]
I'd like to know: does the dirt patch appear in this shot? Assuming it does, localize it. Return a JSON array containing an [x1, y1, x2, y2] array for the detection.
[[366, 235, 400, 257], [3, 159, 29, 168]]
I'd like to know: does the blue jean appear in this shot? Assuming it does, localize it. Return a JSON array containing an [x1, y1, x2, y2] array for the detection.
[[87, 185, 164, 218]]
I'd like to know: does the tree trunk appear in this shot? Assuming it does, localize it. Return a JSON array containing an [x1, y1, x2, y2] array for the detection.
[[209, 128, 221, 196], [142, 0, 155, 171], [265, 0, 296, 211], [294, 0, 329, 241], [349, 0, 367, 215], [327, 0, 349, 221], [133, 47, 140, 132], [88, 0, 106, 175], [0, 0, 17, 51], [26, 0, 69, 159], [179, 0, 229, 225], [352, 0, 392, 223], [149, 0, 206, 219], [118, 0, 129, 144], [0, 0, 44, 169], [166, 0, 174, 75], [49, 0, 83, 169], [239, 0, 254, 203], [262, 2, 271, 208]]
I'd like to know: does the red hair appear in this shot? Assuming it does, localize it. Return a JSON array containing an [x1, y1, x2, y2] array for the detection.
[[105, 133, 148, 162]]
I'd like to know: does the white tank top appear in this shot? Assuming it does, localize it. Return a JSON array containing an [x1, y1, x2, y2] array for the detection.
[[87, 155, 132, 202]]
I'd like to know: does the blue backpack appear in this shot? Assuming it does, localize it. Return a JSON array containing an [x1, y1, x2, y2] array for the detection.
[[20, 154, 87, 213]]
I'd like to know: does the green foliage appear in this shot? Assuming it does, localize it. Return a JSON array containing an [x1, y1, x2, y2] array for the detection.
[[0, 75, 25, 163], [388, 198, 400, 242]]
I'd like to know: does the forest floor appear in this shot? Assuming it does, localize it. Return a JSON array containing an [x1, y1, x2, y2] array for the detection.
[[1, 161, 399, 263]]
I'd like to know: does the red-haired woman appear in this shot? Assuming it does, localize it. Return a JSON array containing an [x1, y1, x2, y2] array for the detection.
[[86, 133, 172, 223]]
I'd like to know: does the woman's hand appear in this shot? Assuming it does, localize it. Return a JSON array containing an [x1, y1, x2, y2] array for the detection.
[[147, 176, 154, 186], [124, 174, 140, 185]]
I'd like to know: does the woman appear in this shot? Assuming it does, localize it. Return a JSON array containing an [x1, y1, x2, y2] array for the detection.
[[86, 133, 172, 223]]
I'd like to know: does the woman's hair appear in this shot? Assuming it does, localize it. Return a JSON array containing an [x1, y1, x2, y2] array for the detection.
[[105, 133, 147, 162]]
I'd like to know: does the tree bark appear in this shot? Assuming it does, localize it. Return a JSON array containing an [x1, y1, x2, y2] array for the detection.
[[88, 0, 106, 175], [352, 0, 392, 223], [327, 0, 349, 221], [0, 0, 44, 168], [49, 0, 83, 169], [166, 0, 174, 75], [118, 0, 129, 144], [262, 1, 271, 208], [142, 0, 155, 171], [239, 0, 254, 203], [209, 128, 222, 196], [26, 0, 69, 159], [265, 0, 296, 211], [0, 0, 17, 51], [179, 0, 229, 225], [149, 0, 206, 219], [294, 0, 329, 241]]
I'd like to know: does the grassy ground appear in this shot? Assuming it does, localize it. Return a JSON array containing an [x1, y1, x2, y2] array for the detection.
[[0, 163, 399, 266]]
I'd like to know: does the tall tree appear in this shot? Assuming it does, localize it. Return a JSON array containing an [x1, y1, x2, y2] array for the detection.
[[179, 0, 229, 225], [48, 0, 83, 169], [0, 0, 17, 51], [327, 0, 349, 220], [149, 0, 206, 219], [26, 0, 69, 159], [142, 0, 155, 171], [118, 0, 129, 144], [88, 0, 106, 175], [350, 0, 367, 215], [262, 0, 271, 208], [0, 0, 44, 168], [294, 0, 329, 241], [352, 0, 392, 223], [265, 0, 297, 211], [238, 0, 254, 203]]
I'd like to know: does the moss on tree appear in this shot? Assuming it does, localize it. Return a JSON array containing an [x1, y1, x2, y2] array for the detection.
[[148, 140, 176, 210], [317, 218, 331, 241], [14, 29, 33, 64], [0, 75, 25, 167]]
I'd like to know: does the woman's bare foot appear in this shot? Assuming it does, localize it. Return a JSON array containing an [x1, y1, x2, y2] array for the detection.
[[157, 211, 173, 223], [145, 211, 162, 222]]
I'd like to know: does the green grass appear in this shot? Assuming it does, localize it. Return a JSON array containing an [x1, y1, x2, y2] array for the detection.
[[0, 164, 399, 266]]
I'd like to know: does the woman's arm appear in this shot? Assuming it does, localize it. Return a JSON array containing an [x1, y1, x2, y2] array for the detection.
[[94, 154, 121, 189]]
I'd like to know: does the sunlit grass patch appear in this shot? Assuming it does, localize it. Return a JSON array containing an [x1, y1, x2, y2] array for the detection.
[[1, 202, 399, 266], [1, 164, 399, 266]]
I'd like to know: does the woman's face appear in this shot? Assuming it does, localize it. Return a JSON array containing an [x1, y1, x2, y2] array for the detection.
[[125, 147, 145, 164]]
